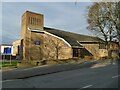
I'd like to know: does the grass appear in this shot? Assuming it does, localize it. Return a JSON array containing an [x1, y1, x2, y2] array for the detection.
[[0, 58, 93, 69], [0, 61, 18, 67]]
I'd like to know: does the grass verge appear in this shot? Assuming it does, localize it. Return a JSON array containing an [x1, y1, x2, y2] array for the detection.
[[0, 61, 18, 67]]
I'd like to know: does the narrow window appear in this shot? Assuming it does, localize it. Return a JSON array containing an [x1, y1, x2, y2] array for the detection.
[[32, 18, 34, 24], [38, 19, 41, 25], [32, 17, 34, 24], [37, 19, 39, 25], [34, 18, 36, 25], [28, 17, 30, 24], [31, 17, 32, 24], [33, 18, 35, 25], [64, 43, 69, 47]]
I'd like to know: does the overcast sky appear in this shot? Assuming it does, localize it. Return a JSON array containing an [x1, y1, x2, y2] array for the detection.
[[2, 2, 94, 44]]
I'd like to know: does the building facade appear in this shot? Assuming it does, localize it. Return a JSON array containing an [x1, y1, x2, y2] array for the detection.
[[13, 11, 116, 61], [20, 11, 72, 60]]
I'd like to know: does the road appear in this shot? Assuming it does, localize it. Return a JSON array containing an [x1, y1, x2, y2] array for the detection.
[[2, 61, 96, 80], [2, 62, 119, 88]]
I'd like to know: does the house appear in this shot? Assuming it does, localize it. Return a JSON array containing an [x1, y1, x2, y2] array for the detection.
[[12, 40, 21, 60], [12, 11, 109, 61], [109, 41, 119, 58]]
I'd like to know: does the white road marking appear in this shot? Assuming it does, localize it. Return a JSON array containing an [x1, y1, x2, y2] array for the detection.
[[82, 85, 93, 88], [91, 64, 107, 68], [1, 79, 23, 83], [112, 75, 120, 78], [1, 80, 15, 83], [2, 68, 17, 72]]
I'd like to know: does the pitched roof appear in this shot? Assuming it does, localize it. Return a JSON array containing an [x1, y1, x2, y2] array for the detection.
[[44, 27, 104, 48]]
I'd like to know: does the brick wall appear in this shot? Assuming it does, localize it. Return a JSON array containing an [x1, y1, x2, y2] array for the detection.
[[27, 31, 72, 60], [12, 40, 21, 56], [21, 11, 72, 60], [21, 11, 44, 60], [80, 43, 101, 59]]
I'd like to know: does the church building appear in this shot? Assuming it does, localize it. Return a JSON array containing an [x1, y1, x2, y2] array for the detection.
[[13, 11, 108, 61]]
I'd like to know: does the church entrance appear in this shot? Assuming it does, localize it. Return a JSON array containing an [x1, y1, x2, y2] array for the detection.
[[73, 48, 80, 58]]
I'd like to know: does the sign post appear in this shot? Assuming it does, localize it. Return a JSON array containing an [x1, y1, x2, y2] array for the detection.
[[3, 47, 12, 64]]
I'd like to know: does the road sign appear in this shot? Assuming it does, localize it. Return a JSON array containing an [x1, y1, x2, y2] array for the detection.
[[3, 47, 12, 55]]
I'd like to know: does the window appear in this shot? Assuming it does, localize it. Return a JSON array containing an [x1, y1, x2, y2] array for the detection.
[[33, 18, 34, 24], [34, 40, 41, 45], [30, 17, 32, 24], [64, 43, 69, 47], [36, 19, 39, 25], [34, 18, 36, 25], [28, 17, 30, 24], [38, 19, 41, 25], [29, 17, 38, 25]]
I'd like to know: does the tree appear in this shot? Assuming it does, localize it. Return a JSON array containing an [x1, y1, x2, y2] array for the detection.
[[116, 2, 120, 44], [51, 38, 63, 60], [87, 2, 120, 58], [44, 35, 64, 60]]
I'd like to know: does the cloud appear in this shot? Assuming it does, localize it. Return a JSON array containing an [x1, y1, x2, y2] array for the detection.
[[43, 2, 93, 35], [2, 2, 93, 44]]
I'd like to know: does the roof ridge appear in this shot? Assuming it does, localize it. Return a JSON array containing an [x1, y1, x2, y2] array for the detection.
[[44, 27, 98, 38]]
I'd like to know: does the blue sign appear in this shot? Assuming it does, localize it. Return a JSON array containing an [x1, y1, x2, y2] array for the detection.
[[3, 47, 12, 55], [34, 40, 41, 45]]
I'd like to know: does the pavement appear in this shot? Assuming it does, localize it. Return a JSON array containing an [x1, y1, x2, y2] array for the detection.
[[2, 61, 97, 80], [2, 59, 119, 81], [2, 60, 119, 88], [91, 59, 116, 68]]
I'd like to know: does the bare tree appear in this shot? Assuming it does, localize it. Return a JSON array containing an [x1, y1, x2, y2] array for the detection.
[[43, 35, 64, 60], [87, 2, 120, 58], [51, 38, 63, 60]]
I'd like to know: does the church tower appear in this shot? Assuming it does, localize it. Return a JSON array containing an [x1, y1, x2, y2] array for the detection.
[[21, 11, 44, 60]]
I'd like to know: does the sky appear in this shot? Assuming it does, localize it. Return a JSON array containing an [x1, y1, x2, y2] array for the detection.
[[1, 2, 94, 44]]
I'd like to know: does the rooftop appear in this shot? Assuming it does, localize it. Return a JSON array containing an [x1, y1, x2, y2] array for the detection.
[[44, 27, 104, 47]]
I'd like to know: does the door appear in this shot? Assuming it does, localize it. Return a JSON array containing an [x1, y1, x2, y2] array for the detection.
[[73, 48, 80, 57]]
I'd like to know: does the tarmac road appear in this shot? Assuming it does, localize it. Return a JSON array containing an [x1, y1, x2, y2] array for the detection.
[[2, 60, 119, 88], [2, 61, 96, 80]]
